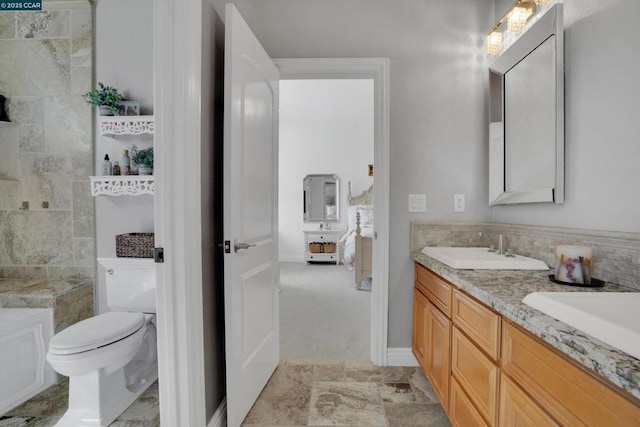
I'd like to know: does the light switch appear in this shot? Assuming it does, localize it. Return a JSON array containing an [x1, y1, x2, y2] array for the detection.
[[408, 194, 427, 213]]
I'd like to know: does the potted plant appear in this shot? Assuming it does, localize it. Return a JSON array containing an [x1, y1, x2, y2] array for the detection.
[[84, 82, 123, 116], [136, 147, 154, 175]]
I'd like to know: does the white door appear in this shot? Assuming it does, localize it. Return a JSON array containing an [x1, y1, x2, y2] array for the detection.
[[223, 4, 280, 427]]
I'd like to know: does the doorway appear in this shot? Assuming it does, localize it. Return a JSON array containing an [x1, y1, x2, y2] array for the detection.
[[278, 79, 374, 362], [275, 58, 390, 366]]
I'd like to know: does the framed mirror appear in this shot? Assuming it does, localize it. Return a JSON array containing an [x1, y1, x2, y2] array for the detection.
[[489, 4, 564, 205], [303, 174, 339, 222]]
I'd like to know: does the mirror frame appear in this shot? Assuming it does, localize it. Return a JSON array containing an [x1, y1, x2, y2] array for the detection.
[[488, 4, 564, 205], [303, 174, 340, 222]]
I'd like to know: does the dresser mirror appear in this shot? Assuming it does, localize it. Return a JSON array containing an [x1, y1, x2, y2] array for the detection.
[[303, 174, 339, 222], [489, 4, 564, 205]]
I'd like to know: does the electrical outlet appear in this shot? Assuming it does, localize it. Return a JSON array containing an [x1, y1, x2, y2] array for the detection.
[[454, 194, 465, 213]]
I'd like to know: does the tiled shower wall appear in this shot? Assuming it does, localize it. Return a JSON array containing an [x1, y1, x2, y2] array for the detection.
[[0, 5, 94, 280]]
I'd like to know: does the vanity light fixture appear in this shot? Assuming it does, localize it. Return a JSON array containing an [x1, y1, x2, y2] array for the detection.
[[486, 0, 537, 54], [507, 2, 536, 33]]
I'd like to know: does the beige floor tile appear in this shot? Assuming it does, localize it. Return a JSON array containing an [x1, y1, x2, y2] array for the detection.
[[383, 402, 451, 426], [407, 368, 439, 404], [344, 365, 408, 383], [308, 381, 386, 426], [379, 382, 416, 403], [242, 365, 314, 426]]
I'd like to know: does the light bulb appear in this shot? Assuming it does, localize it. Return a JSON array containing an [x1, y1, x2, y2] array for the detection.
[[486, 31, 503, 55]]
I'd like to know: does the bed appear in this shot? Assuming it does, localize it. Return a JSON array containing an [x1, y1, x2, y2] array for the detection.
[[340, 182, 373, 290]]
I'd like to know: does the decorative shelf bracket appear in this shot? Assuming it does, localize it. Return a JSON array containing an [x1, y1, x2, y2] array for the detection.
[[99, 116, 155, 136], [90, 176, 155, 196]]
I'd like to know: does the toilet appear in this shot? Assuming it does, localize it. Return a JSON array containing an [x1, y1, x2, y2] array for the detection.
[[46, 258, 157, 427]]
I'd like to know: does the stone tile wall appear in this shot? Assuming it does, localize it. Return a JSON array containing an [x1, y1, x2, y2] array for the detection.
[[0, 278, 93, 332], [0, 6, 94, 281], [410, 222, 640, 291]]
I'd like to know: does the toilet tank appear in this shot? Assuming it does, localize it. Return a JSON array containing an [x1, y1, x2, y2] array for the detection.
[[98, 258, 156, 313]]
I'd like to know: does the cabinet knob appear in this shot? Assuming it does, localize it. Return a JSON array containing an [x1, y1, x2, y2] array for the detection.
[[107, 269, 114, 275]]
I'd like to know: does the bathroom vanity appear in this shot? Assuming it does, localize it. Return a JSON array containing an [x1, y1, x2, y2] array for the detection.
[[412, 255, 640, 426]]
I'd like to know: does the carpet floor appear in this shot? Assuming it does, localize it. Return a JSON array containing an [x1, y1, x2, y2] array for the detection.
[[279, 262, 371, 363]]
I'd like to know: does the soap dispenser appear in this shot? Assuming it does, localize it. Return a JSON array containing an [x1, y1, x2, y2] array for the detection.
[[102, 154, 112, 176]]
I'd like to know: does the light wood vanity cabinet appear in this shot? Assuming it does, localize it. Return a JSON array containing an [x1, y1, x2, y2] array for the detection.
[[501, 321, 640, 426], [413, 264, 498, 424], [413, 262, 640, 427], [413, 265, 451, 409]]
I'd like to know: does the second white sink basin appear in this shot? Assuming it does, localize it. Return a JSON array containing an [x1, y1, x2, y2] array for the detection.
[[421, 247, 548, 270], [523, 292, 640, 360]]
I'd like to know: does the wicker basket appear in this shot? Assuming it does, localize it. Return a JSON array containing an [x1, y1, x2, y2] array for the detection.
[[323, 242, 336, 254], [116, 233, 154, 258], [309, 242, 323, 253]]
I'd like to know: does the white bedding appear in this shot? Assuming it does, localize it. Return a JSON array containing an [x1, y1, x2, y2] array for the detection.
[[341, 226, 374, 270]]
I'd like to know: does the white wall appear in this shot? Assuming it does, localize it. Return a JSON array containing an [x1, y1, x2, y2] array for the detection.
[[94, 0, 154, 313], [279, 79, 374, 262], [491, 0, 640, 233]]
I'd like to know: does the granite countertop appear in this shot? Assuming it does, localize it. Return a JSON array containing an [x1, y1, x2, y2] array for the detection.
[[411, 251, 640, 401]]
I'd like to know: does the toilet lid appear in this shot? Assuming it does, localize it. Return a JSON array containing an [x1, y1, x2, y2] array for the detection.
[[49, 312, 145, 355]]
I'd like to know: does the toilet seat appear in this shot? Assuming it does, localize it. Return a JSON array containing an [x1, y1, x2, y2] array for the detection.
[[49, 312, 145, 355]]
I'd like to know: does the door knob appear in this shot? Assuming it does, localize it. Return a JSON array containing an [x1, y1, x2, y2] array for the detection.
[[234, 239, 256, 253]]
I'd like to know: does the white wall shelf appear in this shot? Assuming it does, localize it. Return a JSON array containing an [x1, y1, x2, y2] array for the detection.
[[90, 175, 154, 196], [0, 121, 17, 127], [99, 115, 155, 136]]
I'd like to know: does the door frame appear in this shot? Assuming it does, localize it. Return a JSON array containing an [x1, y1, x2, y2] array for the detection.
[[275, 58, 390, 366], [154, 0, 207, 426]]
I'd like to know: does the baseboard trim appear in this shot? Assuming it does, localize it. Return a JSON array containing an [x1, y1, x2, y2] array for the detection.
[[207, 397, 226, 427], [386, 347, 419, 367]]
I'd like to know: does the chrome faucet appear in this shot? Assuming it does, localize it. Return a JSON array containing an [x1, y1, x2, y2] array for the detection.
[[498, 234, 504, 255]]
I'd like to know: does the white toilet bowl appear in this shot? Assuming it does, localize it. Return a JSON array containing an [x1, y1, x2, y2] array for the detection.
[[46, 312, 157, 427], [46, 258, 158, 427]]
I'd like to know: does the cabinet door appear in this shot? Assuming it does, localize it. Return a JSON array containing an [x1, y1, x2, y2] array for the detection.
[[451, 326, 499, 425], [450, 378, 490, 427], [412, 288, 429, 371], [426, 300, 452, 411], [499, 375, 558, 427]]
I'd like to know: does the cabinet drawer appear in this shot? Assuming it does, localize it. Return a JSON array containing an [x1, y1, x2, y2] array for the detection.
[[451, 326, 499, 426], [450, 378, 489, 427], [499, 375, 558, 427], [306, 253, 336, 261], [452, 290, 501, 360], [307, 234, 334, 241], [502, 321, 640, 426], [415, 263, 452, 317]]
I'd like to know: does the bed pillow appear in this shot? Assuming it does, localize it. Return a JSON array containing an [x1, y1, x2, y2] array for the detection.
[[347, 205, 374, 232]]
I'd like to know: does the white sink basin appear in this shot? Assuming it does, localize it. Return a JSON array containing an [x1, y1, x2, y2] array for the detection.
[[523, 292, 640, 359], [421, 247, 548, 270]]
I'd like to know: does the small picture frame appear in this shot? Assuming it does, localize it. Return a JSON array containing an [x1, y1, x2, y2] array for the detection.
[[116, 101, 140, 116]]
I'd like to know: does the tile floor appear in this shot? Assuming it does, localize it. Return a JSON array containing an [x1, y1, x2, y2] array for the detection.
[[0, 378, 160, 427], [242, 362, 451, 426], [2, 363, 450, 426]]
